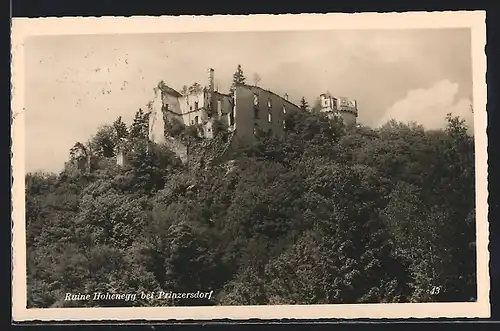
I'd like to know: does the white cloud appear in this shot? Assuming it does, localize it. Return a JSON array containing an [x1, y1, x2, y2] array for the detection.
[[378, 80, 473, 130]]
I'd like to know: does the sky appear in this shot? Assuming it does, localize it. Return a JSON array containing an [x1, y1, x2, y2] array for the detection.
[[24, 28, 473, 173]]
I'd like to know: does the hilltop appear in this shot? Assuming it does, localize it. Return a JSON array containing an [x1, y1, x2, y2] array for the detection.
[[25, 108, 476, 307]]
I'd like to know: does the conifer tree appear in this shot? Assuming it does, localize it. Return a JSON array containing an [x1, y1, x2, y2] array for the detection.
[[113, 116, 129, 140], [300, 97, 309, 111], [230, 64, 246, 94], [92, 125, 118, 157], [129, 109, 150, 140]]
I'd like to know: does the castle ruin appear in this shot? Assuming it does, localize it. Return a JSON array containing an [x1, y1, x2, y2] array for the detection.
[[147, 68, 359, 149]]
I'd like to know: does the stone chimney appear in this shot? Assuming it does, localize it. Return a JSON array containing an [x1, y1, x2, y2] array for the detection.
[[208, 68, 215, 92]]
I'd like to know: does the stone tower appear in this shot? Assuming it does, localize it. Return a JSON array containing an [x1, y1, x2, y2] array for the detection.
[[319, 92, 358, 127]]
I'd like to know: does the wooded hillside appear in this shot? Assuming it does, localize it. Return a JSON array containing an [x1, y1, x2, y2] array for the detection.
[[25, 108, 476, 307]]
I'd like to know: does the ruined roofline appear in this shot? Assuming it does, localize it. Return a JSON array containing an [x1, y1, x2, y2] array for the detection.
[[238, 84, 301, 109], [159, 82, 233, 98], [159, 81, 305, 110], [213, 90, 232, 97], [158, 84, 183, 98], [321, 92, 358, 105]]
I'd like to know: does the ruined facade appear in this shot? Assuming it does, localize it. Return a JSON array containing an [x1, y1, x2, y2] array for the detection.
[[147, 68, 304, 148], [232, 85, 301, 142], [148, 69, 234, 144], [145, 69, 360, 164], [319, 92, 358, 127]]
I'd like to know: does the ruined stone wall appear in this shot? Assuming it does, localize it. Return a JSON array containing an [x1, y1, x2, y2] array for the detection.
[[197, 131, 235, 167], [233, 85, 301, 143], [164, 137, 188, 164]]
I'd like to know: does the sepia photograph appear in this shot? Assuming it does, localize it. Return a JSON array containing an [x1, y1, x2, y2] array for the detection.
[[11, 11, 489, 321]]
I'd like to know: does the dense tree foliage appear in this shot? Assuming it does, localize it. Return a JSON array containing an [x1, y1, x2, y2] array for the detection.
[[26, 108, 476, 307]]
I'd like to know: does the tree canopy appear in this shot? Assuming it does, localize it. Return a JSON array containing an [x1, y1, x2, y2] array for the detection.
[[26, 107, 476, 307]]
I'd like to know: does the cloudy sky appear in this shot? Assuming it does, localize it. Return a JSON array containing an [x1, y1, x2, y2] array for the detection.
[[24, 28, 473, 173]]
